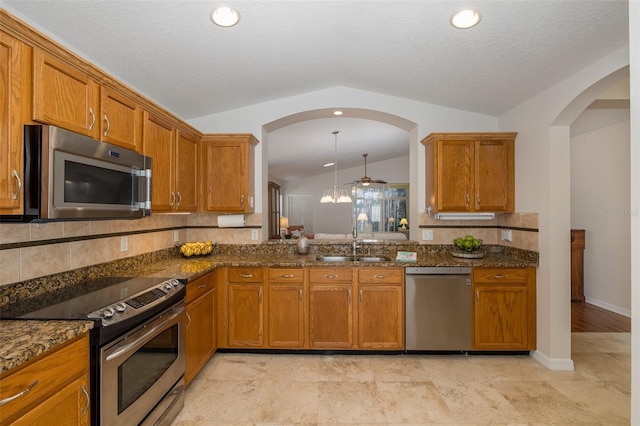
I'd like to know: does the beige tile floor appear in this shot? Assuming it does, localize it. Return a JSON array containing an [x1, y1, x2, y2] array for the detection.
[[172, 332, 630, 425]]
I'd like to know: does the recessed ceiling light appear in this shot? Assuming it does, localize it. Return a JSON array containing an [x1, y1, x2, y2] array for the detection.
[[211, 6, 240, 27], [333, 110, 343, 116], [451, 9, 481, 29]]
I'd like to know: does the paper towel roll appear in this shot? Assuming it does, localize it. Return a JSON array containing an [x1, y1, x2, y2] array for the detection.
[[217, 214, 245, 228]]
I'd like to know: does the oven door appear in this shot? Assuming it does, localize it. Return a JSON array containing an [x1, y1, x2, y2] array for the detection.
[[100, 302, 186, 425]]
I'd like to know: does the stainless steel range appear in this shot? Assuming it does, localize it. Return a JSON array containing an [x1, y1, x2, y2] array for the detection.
[[1, 276, 187, 425]]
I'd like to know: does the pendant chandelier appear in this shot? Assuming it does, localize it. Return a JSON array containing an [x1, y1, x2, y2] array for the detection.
[[320, 131, 352, 203]]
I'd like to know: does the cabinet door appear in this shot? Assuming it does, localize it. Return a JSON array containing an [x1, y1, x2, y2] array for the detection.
[[474, 139, 514, 212], [309, 284, 353, 349], [10, 375, 90, 426], [100, 87, 141, 152], [143, 111, 176, 211], [358, 285, 403, 349], [435, 140, 474, 211], [33, 49, 99, 138], [0, 32, 27, 213], [185, 288, 216, 386], [228, 283, 264, 347], [473, 284, 528, 350], [268, 284, 305, 348], [175, 131, 198, 212], [202, 140, 247, 212]]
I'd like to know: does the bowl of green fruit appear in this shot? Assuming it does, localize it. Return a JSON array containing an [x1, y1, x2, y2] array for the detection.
[[452, 235, 484, 258]]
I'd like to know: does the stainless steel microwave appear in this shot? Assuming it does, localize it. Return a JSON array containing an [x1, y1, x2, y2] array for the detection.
[[1, 125, 152, 222]]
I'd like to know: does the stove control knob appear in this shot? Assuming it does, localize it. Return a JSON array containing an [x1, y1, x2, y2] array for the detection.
[[115, 303, 126, 313], [103, 307, 115, 319], [164, 281, 174, 290], [170, 279, 179, 287]]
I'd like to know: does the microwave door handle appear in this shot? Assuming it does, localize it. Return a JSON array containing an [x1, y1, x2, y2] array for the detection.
[[105, 306, 184, 362]]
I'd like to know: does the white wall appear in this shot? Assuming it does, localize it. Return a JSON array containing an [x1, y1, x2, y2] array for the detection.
[[499, 46, 630, 369], [570, 114, 631, 316], [281, 155, 410, 234]]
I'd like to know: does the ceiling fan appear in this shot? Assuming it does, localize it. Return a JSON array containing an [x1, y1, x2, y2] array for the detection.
[[353, 153, 387, 186]]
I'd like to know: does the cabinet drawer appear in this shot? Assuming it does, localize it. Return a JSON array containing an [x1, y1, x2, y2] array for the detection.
[[186, 273, 216, 303], [309, 268, 354, 283], [0, 335, 89, 423], [228, 267, 263, 283], [268, 268, 304, 283], [473, 268, 527, 284], [358, 268, 403, 284]]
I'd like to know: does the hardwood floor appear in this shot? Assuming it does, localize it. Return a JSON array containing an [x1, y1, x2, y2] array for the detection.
[[571, 301, 631, 332]]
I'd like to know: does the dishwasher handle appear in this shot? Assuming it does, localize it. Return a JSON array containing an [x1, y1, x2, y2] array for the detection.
[[405, 266, 472, 275]]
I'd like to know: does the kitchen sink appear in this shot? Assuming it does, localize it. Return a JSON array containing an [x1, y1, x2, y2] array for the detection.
[[315, 255, 392, 263]]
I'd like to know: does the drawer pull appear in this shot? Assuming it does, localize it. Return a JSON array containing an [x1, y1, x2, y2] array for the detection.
[[81, 385, 90, 416], [279, 274, 295, 278], [323, 274, 339, 279], [372, 274, 387, 279], [493, 274, 506, 279], [239, 274, 254, 278], [198, 284, 206, 288], [299, 289, 303, 302], [0, 380, 38, 407]]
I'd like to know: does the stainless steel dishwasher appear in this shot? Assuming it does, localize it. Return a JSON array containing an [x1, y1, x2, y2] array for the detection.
[[405, 266, 472, 351]]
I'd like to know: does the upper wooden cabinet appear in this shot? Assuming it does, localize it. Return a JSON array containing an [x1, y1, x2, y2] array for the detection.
[[175, 131, 199, 212], [422, 132, 516, 212], [32, 49, 100, 138], [0, 31, 29, 215], [100, 87, 142, 151], [201, 134, 259, 213]]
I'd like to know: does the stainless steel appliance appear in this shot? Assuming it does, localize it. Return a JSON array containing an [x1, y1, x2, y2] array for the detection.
[[1, 124, 151, 222], [405, 266, 472, 351], [0, 276, 186, 425]]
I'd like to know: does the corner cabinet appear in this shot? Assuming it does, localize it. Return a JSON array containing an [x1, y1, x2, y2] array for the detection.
[[422, 132, 516, 213], [472, 267, 536, 351], [0, 31, 30, 215], [201, 134, 259, 213], [0, 335, 90, 425], [185, 272, 217, 387]]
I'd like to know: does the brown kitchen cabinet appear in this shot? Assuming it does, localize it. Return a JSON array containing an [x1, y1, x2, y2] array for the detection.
[[100, 87, 142, 152], [357, 268, 404, 349], [422, 132, 516, 212], [267, 268, 306, 348], [33, 49, 100, 139], [0, 31, 30, 215], [174, 130, 199, 212], [0, 335, 90, 425], [472, 267, 536, 351], [201, 134, 259, 213], [227, 267, 265, 348], [308, 268, 355, 349], [185, 272, 217, 387], [143, 111, 176, 211], [571, 229, 586, 303]]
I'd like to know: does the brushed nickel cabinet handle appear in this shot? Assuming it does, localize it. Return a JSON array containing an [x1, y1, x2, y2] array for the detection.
[[493, 274, 506, 279], [280, 274, 294, 278], [239, 274, 254, 278], [198, 284, 206, 288], [12, 169, 21, 200], [476, 291, 480, 302], [170, 191, 176, 206], [103, 114, 110, 136], [88, 108, 95, 130], [372, 274, 387, 279], [186, 312, 192, 330], [359, 289, 363, 303], [348, 289, 352, 304], [258, 288, 263, 304], [323, 274, 339, 279], [240, 194, 244, 208], [176, 192, 182, 207], [476, 194, 481, 205], [466, 194, 470, 208], [299, 289, 303, 302], [0, 380, 38, 406], [81, 385, 90, 416]]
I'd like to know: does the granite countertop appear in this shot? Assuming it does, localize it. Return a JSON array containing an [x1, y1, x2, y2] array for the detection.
[[0, 320, 93, 374], [129, 251, 537, 283]]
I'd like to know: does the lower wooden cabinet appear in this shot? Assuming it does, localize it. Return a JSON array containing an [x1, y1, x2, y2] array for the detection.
[[309, 268, 355, 349], [0, 334, 90, 425], [185, 272, 217, 387], [357, 268, 404, 349], [268, 268, 305, 348], [227, 267, 265, 348], [472, 267, 536, 350]]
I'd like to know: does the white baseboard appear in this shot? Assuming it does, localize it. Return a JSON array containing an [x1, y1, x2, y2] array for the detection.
[[530, 350, 575, 371], [584, 296, 631, 318]]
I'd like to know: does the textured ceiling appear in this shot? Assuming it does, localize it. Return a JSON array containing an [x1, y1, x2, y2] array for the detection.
[[2, 0, 629, 180]]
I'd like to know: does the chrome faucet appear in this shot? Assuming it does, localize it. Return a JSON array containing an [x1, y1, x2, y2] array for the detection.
[[352, 222, 360, 258]]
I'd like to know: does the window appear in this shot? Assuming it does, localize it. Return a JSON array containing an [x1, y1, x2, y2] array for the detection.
[[353, 184, 408, 233]]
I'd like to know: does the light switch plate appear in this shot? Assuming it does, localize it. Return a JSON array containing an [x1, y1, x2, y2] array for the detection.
[[251, 229, 259, 240], [501, 229, 513, 242], [120, 236, 128, 252], [422, 229, 434, 240], [173, 230, 179, 242]]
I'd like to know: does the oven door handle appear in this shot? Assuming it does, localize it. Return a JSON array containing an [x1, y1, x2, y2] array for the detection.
[[105, 307, 185, 362]]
